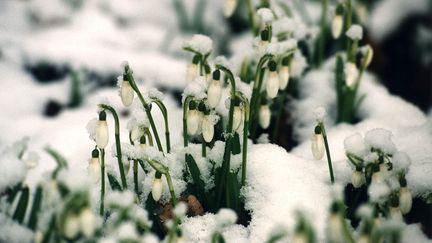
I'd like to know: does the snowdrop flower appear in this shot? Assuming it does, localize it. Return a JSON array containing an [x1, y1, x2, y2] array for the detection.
[[311, 126, 325, 160], [152, 173, 163, 201], [259, 103, 271, 129], [399, 186, 412, 214], [202, 114, 215, 143], [372, 170, 383, 184], [119, 76, 134, 107], [80, 207, 96, 237], [232, 105, 243, 132], [187, 102, 200, 136], [223, 0, 237, 17], [331, 5, 344, 39], [130, 125, 143, 143], [346, 24, 363, 40], [390, 206, 402, 221], [139, 136, 147, 149], [96, 111, 109, 149], [344, 62, 358, 88], [362, 45, 374, 68], [207, 70, 222, 108], [87, 149, 100, 183], [327, 212, 343, 242], [279, 57, 290, 90], [257, 29, 270, 55], [186, 56, 200, 84], [351, 169, 365, 188], [64, 214, 80, 239], [266, 60, 279, 98]]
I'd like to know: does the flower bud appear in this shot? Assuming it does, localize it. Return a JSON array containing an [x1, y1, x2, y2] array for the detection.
[[223, 0, 237, 17], [399, 187, 412, 214], [344, 62, 358, 88], [152, 174, 163, 201], [266, 61, 279, 98], [331, 15, 343, 39], [327, 213, 343, 242], [64, 214, 80, 239], [259, 104, 271, 129], [207, 70, 222, 108], [202, 115, 215, 143], [96, 111, 109, 149], [79, 207, 96, 237], [351, 169, 365, 188], [186, 56, 200, 84], [279, 66, 290, 90], [258, 30, 270, 54], [362, 45, 373, 68], [88, 149, 100, 183], [311, 126, 325, 160], [187, 109, 200, 136], [232, 106, 243, 132], [120, 77, 134, 107]]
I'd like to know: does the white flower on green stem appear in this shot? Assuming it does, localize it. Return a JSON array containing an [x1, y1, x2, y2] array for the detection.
[[311, 126, 325, 160], [257, 30, 270, 55], [351, 169, 365, 188], [390, 207, 403, 221], [232, 106, 243, 132], [202, 115, 215, 143], [346, 24, 363, 41], [327, 213, 343, 242], [207, 70, 222, 108], [344, 62, 358, 88], [399, 187, 412, 214], [187, 109, 200, 136], [371, 170, 383, 184], [79, 207, 96, 237], [331, 15, 343, 39], [259, 104, 271, 129], [96, 111, 109, 149], [278, 65, 290, 90], [123, 158, 131, 176], [130, 125, 143, 142], [223, 0, 237, 17], [266, 60, 279, 98], [64, 214, 80, 239], [152, 175, 163, 201], [87, 149, 100, 183], [119, 77, 134, 107], [186, 56, 200, 84]]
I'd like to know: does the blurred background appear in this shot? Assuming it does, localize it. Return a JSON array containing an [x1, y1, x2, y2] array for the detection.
[[0, 0, 431, 147]]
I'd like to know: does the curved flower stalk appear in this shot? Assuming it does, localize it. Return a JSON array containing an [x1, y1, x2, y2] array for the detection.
[[98, 104, 128, 190], [145, 158, 177, 205], [149, 97, 171, 153], [122, 64, 164, 153], [235, 91, 250, 187]]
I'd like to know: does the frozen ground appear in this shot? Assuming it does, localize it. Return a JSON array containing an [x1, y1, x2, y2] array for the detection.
[[0, 0, 431, 242]]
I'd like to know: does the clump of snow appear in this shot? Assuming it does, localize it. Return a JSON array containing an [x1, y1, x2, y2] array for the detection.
[[392, 152, 411, 173], [289, 50, 308, 78], [344, 133, 368, 158], [86, 118, 98, 141], [368, 181, 391, 203], [257, 8, 274, 24], [0, 148, 27, 192], [106, 191, 135, 209], [272, 17, 296, 35], [173, 202, 187, 218], [183, 76, 208, 101], [313, 106, 327, 122], [214, 55, 232, 69], [215, 208, 238, 228], [364, 128, 397, 155], [356, 204, 374, 219], [183, 34, 213, 54], [0, 213, 34, 243], [147, 88, 164, 101], [346, 24, 363, 40]]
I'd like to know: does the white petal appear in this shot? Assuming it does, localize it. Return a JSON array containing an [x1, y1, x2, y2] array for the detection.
[[223, 0, 237, 17], [207, 80, 222, 108], [311, 134, 325, 160], [232, 106, 243, 131], [259, 105, 271, 129], [121, 81, 134, 107], [64, 215, 80, 239], [186, 64, 198, 84], [266, 71, 279, 98], [279, 66, 290, 90], [152, 178, 163, 201], [95, 120, 109, 149], [80, 208, 96, 237], [331, 15, 343, 39], [202, 116, 214, 143], [399, 187, 412, 214]]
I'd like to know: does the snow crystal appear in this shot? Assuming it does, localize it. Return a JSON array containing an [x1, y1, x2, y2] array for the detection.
[[214, 55, 232, 69], [130, 205, 152, 227], [236, 77, 252, 101], [392, 151, 411, 173], [346, 24, 363, 40], [57, 170, 91, 191], [106, 191, 135, 208], [278, 39, 298, 53], [257, 8, 274, 23], [257, 133, 270, 144], [0, 149, 26, 192], [141, 234, 159, 243], [344, 133, 368, 158], [313, 106, 327, 122], [364, 128, 397, 155], [183, 34, 213, 54]]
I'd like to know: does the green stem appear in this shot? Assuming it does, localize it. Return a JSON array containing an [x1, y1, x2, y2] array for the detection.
[[133, 160, 139, 195], [172, 0, 189, 31], [272, 91, 287, 142], [246, 0, 257, 35], [236, 92, 250, 187], [320, 123, 335, 183], [345, 0, 352, 58], [100, 104, 128, 189], [27, 186, 43, 230], [100, 148, 105, 216], [144, 128, 154, 146], [316, 0, 328, 67], [202, 138, 207, 157], [183, 96, 194, 147], [152, 99, 171, 153], [165, 173, 177, 205], [124, 65, 164, 153]]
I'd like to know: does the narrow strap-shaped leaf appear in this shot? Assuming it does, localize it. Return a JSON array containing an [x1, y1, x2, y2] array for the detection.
[[12, 186, 30, 223], [226, 171, 240, 211], [6, 182, 22, 204], [231, 132, 241, 155], [45, 147, 68, 178], [107, 173, 122, 191], [185, 154, 209, 208], [27, 186, 43, 229]]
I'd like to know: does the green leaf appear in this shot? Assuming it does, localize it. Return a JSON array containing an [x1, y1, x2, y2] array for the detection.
[[185, 154, 210, 209], [226, 170, 240, 211], [6, 183, 22, 204], [107, 173, 122, 191], [335, 55, 345, 122], [27, 186, 43, 230], [12, 186, 30, 223], [45, 147, 68, 178], [231, 132, 241, 155]]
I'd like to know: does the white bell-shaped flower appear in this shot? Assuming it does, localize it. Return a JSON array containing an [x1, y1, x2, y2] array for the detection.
[[186, 56, 200, 84], [331, 15, 343, 39], [311, 132, 325, 160], [266, 61, 279, 98], [88, 159, 100, 183], [96, 111, 109, 149], [390, 207, 403, 221], [257, 29, 270, 55], [344, 62, 358, 88], [327, 213, 343, 242], [202, 115, 215, 143], [187, 109, 200, 136], [152, 176, 163, 201], [223, 0, 237, 17], [351, 170, 365, 188], [64, 214, 80, 239], [259, 104, 271, 129], [207, 70, 222, 108], [130, 125, 143, 142], [279, 66, 290, 90], [120, 79, 134, 107], [232, 106, 243, 131], [79, 208, 96, 237], [399, 187, 412, 214]]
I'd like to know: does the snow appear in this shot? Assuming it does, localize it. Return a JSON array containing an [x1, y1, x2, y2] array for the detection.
[[392, 151, 412, 173], [313, 106, 327, 122], [364, 128, 397, 155], [183, 34, 213, 54], [0, 213, 34, 243], [346, 24, 363, 40], [256, 8, 274, 24], [0, 146, 27, 192], [344, 133, 368, 158]]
